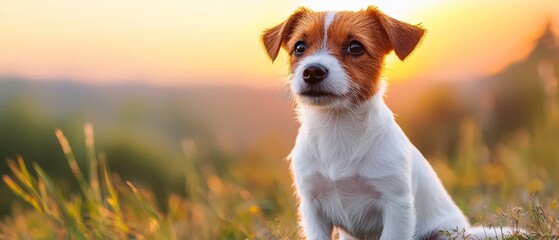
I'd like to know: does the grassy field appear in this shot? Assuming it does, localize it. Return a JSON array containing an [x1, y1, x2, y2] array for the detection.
[[1, 106, 558, 240], [1, 87, 558, 239]]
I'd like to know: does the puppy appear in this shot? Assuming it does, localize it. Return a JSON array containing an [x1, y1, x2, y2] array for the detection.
[[261, 6, 519, 240]]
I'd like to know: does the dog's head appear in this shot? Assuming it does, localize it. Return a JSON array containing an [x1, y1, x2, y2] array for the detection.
[[262, 7, 425, 109]]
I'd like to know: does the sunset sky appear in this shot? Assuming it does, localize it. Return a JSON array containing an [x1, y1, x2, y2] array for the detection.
[[0, 0, 557, 87]]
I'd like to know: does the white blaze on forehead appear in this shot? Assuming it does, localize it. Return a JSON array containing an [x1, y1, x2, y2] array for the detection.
[[322, 12, 336, 50]]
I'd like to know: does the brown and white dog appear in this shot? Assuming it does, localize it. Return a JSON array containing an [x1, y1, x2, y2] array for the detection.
[[261, 6, 519, 240]]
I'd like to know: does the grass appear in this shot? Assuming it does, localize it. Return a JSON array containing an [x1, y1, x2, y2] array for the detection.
[[1, 124, 298, 239], [1, 96, 559, 239]]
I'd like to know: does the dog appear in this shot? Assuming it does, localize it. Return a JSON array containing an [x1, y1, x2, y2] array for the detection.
[[261, 6, 520, 240]]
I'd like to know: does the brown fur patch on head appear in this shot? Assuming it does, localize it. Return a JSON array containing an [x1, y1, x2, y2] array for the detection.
[[326, 9, 391, 101], [328, 8, 425, 101]]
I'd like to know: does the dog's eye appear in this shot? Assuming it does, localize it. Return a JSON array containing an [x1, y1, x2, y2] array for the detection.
[[294, 41, 306, 56], [346, 40, 365, 55]]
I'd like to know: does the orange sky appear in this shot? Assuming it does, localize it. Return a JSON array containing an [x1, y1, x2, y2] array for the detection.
[[0, 0, 557, 87]]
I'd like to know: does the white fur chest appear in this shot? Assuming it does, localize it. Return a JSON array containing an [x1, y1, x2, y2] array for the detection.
[[298, 171, 385, 238], [290, 127, 388, 238]]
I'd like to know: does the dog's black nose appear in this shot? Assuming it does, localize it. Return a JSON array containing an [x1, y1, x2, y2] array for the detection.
[[302, 64, 328, 84]]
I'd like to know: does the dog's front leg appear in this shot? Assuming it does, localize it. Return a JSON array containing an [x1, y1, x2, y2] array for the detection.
[[299, 200, 333, 240], [380, 193, 415, 240]]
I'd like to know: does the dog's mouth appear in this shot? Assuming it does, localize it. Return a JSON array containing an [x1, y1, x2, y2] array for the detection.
[[299, 90, 339, 98], [297, 89, 344, 106]]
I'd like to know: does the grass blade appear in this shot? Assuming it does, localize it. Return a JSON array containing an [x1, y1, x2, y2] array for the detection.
[[3, 175, 41, 211], [84, 123, 101, 203], [99, 155, 129, 235], [55, 129, 92, 201]]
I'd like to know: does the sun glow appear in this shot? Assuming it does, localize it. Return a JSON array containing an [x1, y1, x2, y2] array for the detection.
[[0, 0, 557, 87], [298, 0, 443, 19], [298, 0, 373, 12]]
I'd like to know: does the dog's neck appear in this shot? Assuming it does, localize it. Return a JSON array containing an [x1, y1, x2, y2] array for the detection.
[[294, 82, 396, 163]]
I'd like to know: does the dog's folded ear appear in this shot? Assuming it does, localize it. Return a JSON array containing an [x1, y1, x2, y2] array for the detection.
[[368, 7, 425, 61], [261, 7, 309, 62]]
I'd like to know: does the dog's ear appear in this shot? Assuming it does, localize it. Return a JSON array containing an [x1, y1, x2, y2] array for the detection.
[[368, 7, 425, 61], [261, 8, 309, 62]]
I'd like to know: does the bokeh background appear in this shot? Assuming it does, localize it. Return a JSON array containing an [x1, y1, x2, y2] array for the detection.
[[1, 0, 558, 238]]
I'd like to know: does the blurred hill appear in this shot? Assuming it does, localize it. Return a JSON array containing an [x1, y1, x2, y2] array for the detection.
[[468, 23, 559, 148], [1, 23, 557, 216], [389, 23, 559, 158]]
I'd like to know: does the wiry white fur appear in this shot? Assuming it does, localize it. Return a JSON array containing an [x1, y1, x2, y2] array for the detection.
[[286, 12, 520, 240]]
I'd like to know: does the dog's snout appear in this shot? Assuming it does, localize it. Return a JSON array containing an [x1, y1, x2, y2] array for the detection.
[[302, 65, 328, 84]]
